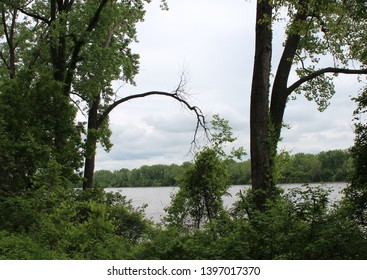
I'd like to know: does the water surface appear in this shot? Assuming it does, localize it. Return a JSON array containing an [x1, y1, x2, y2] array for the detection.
[[106, 182, 346, 222]]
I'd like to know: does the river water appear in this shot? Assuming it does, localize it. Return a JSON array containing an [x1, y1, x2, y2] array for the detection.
[[105, 182, 347, 223]]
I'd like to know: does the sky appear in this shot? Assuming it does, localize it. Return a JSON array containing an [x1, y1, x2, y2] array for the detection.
[[94, 0, 364, 171]]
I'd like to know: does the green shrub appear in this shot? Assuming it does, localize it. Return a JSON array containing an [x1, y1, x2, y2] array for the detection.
[[0, 230, 62, 259]]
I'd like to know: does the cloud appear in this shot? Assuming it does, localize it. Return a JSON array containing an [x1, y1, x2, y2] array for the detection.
[[280, 84, 357, 154], [95, 111, 200, 170], [94, 0, 363, 171]]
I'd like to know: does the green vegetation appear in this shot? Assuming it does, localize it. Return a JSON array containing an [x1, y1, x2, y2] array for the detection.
[[2, 106, 365, 259], [165, 115, 245, 230], [343, 88, 367, 226], [94, 149, 351, 188], [1, 0, 367, 260]]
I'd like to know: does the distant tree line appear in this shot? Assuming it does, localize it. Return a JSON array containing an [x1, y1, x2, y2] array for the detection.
[[277, 149, 351, 184], [93, 149, 351, 188]]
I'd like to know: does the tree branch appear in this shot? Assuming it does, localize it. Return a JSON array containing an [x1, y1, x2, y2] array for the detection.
[[0, 50, 9, 69], [1, 9, 10, 46], [1, 0, 51, 24], [64, 0, 110, 95], [97, 89, 208, 147], [17, 7, 50, 25], [287, 67, 367, 94], [86, 0, 109, 32]]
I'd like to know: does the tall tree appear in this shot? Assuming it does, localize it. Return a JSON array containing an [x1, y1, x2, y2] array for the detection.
[[250, 0, 367, 210], [250, 0, 274, 211], [1, 0, 206, 192], [0, 2, 83, 190], [165, 115, 245, 230]]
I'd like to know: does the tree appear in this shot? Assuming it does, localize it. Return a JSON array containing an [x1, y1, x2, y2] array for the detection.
[[250, 0, 274, 211], [250, 0, 367, 210], [344, 87, 367, 225], [0, 2, 83, 191], [280, 153, 321, 183], [318, 150, 350, 181], [113, 168, 131, 187], [165, 115, 245, 229], [0, 0, 206, 192], [93, 170, 114, 188]]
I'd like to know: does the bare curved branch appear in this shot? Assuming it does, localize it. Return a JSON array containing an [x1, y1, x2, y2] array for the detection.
[[97, 88, 208, 148]]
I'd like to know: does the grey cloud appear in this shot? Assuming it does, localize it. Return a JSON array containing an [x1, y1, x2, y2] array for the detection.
[[94, 0, 361, 171]]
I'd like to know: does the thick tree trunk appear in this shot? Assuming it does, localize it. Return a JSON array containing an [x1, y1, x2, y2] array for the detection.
[[83, 96, 100, 190], [250, 1, 273, 211]]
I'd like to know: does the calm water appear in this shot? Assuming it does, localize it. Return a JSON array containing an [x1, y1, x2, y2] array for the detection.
[[105, 182, 346, 222]]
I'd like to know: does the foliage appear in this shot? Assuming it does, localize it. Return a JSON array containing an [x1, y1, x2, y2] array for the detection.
[[2, 0, 367, 261], [0, 153, 366, 260], [164, 115, 245, 230], [0, 0, 161, 191], [138, 185, 367, 260], [92, 149, 351, 188], [0, 230, 62, 260], [165, 147, 230, 229], [0, 162, 153, 259], [343, 87, 367, 225], [0, 0, 170, 259], [0, 74, 82, 193], [279, 150, 350, 184]]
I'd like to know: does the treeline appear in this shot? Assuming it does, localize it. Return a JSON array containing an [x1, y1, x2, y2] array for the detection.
[[278, 149, 351, 183], [94, 149, 350, 188]]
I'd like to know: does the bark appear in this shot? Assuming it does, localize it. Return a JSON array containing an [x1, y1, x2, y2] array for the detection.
[[47, 0, 110, 176], [83, 96, 100, 190], [270, 12, 306, 142], [64, 0, 109, 96], [1, 8, 18, 79], [250, 1, 273, 211]]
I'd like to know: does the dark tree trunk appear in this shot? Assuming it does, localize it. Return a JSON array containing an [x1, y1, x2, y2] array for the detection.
[[249, 1, 367, 212], [250, 1, 273, 211], [270, 11, 306, 143], [83, 96, 100, 190]]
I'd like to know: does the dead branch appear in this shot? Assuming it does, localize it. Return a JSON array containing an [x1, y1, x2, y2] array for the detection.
[[97, 79, 209, 149]]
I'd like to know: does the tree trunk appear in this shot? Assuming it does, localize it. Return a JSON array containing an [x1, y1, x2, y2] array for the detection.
[[250, 1, 273, 211], [83, 96, 100, 190], [270, 11, 306, 143]]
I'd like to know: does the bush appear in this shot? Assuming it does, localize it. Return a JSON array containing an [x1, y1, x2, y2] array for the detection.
[[0, 230, 62, 259]]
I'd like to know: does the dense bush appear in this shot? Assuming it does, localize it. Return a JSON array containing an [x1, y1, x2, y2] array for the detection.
[[0, 168, 154, 259], [136, 185, 367, 260]]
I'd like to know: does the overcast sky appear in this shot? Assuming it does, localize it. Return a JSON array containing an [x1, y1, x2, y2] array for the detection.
[[94, 0, 363, 171]]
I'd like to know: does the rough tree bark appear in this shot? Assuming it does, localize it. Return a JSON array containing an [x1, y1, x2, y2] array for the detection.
[[249, 0, 273, 211]]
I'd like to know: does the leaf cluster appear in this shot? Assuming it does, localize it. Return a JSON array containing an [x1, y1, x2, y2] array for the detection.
[[274, 0, 367, 110], [165, 116, 245, 230]]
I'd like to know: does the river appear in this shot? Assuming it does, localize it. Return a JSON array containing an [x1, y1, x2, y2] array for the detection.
[[105, 182, 347, 222]]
